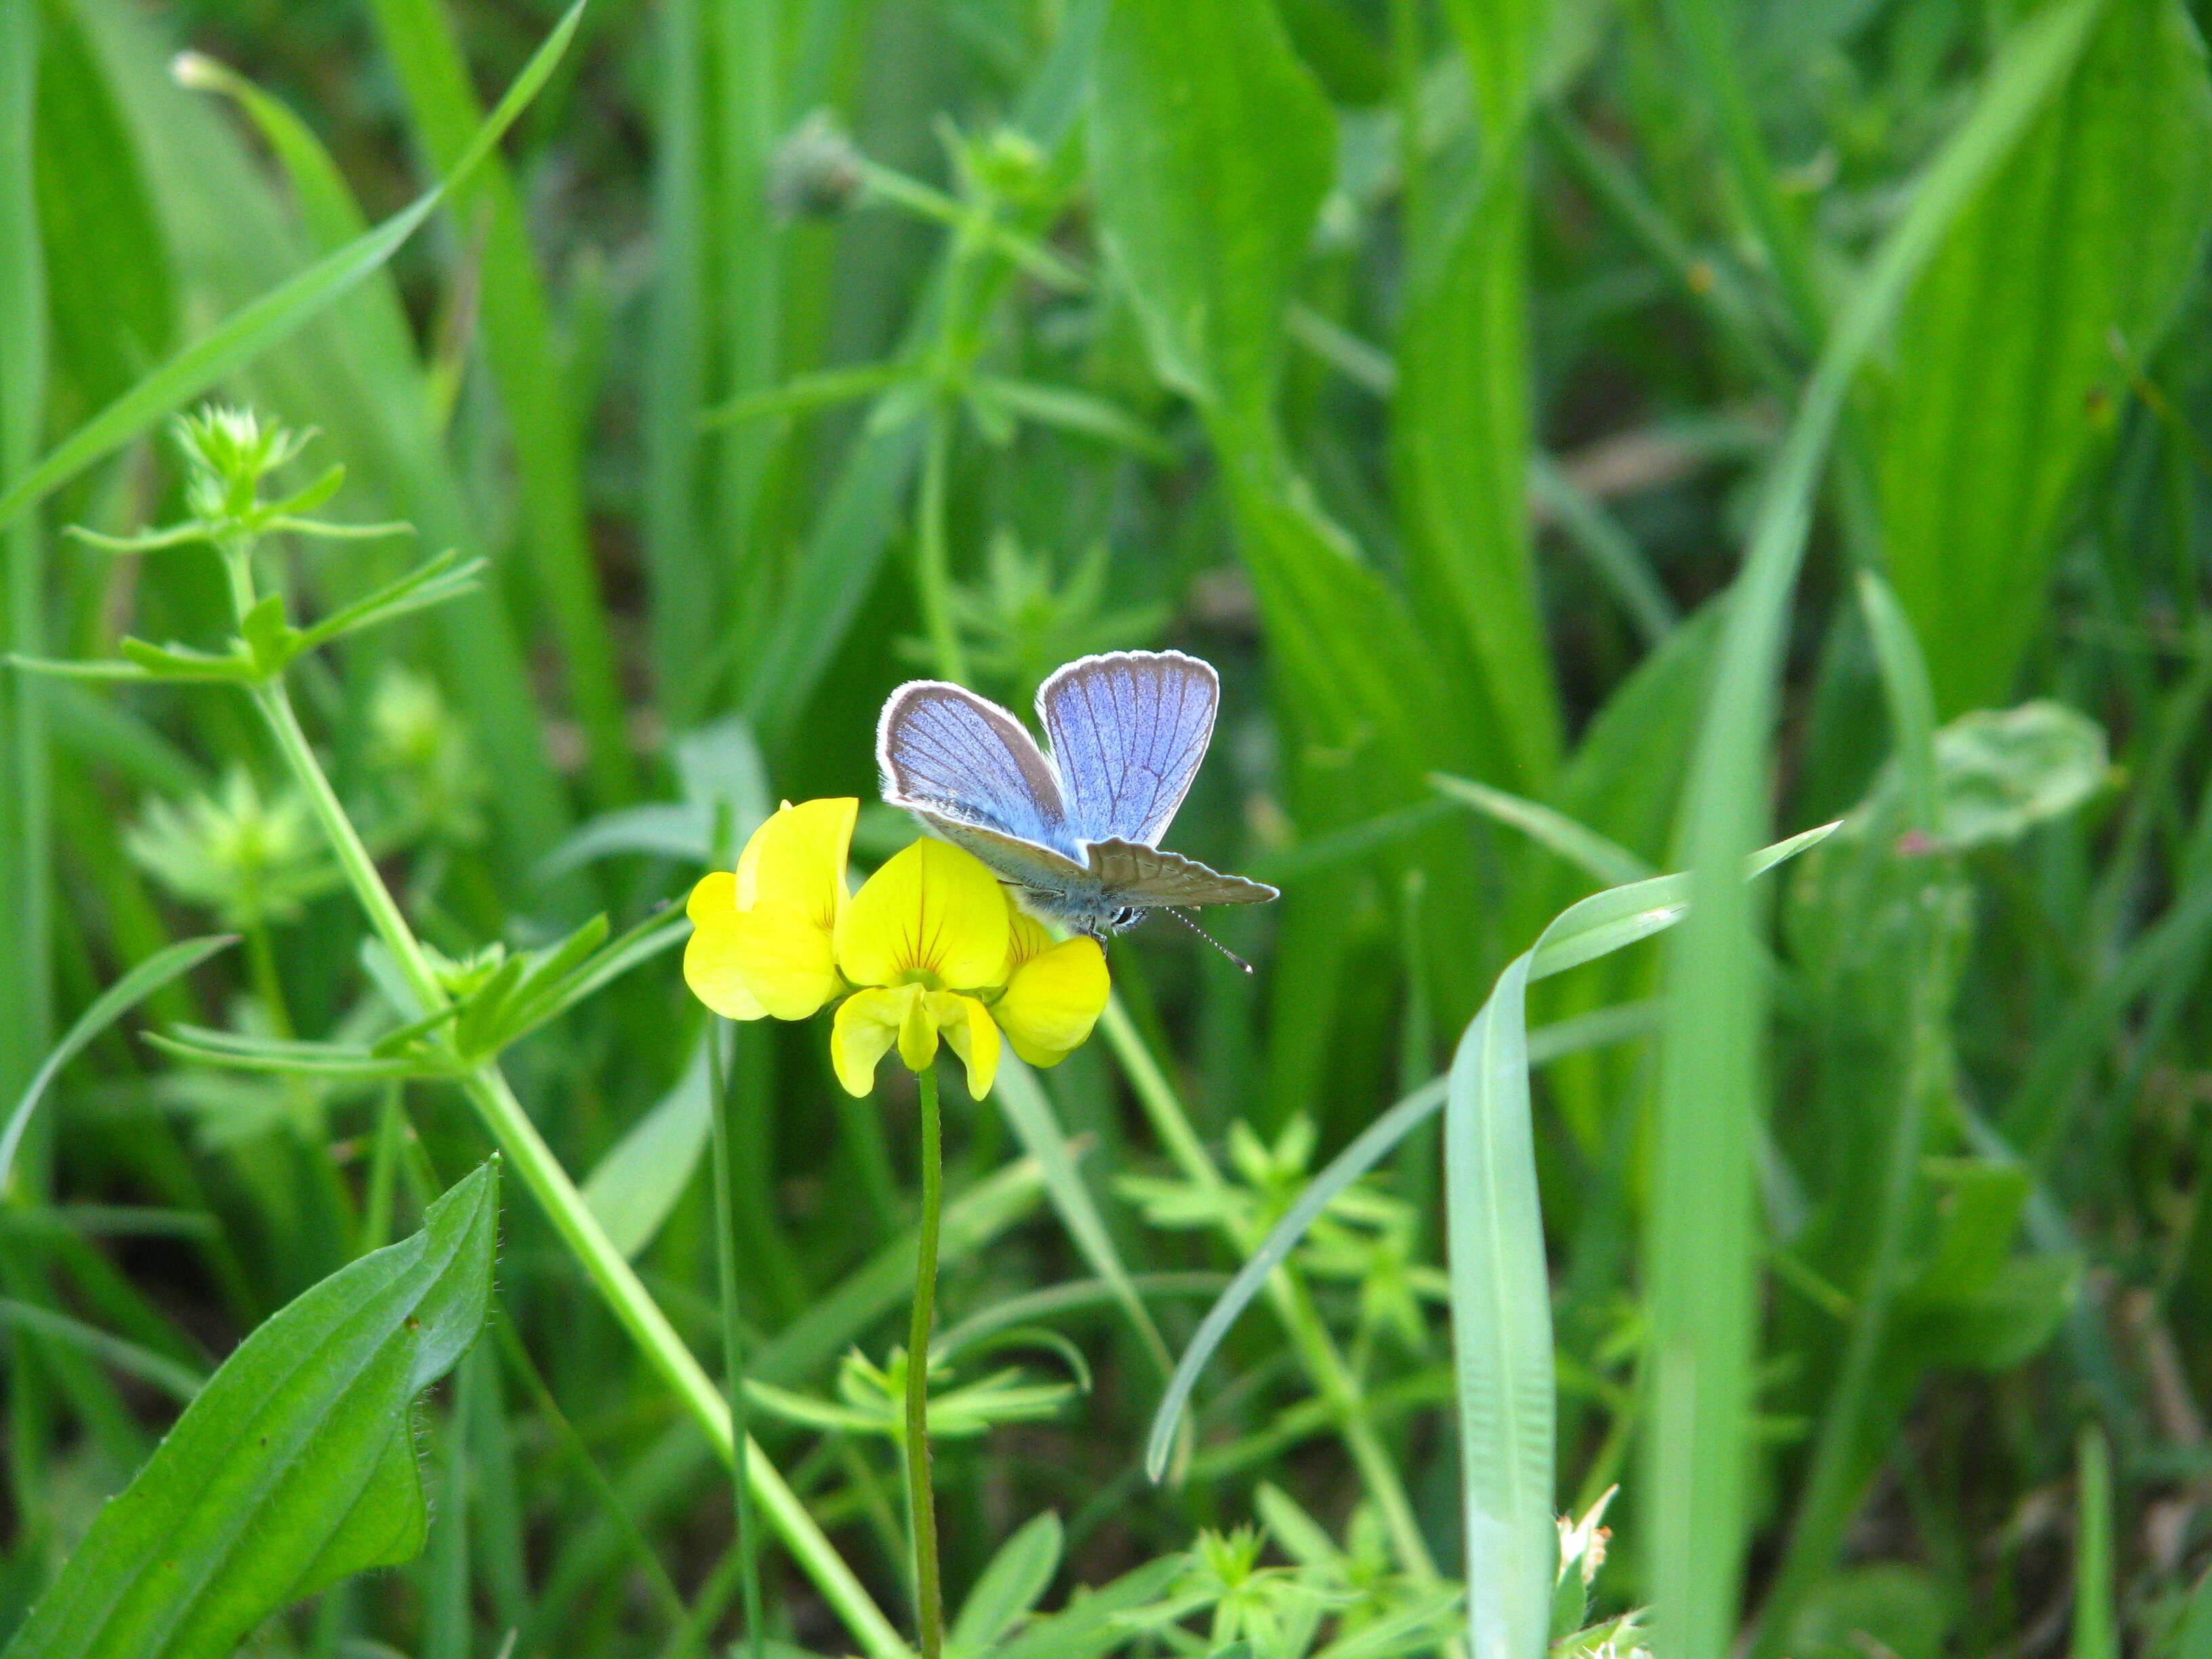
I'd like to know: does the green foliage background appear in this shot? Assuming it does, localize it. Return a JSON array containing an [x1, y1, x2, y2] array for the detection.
[[5, 0, 2212, 1654]]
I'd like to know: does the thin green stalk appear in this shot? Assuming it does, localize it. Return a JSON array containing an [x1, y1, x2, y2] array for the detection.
[[3, 0, 48, 1532], [708, 1021, 767, 1659], [2074, 1427, 2116, 1659], [644, 0, 711, 722], [906, 1059, 946, 1659], [245, 670, 907, 1659], [708, 0, 782, 673], [1097, 996, 1440, 1584], [0, 0, 49, 1128], [914, 415, 968, 688]]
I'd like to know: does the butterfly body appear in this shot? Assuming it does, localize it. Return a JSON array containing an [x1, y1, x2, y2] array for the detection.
[[878, 651, 1279, 939]]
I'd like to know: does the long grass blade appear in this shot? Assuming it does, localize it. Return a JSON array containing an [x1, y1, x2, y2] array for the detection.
[[995, 1059, 1178, 1380], [0, 935, 237, 1196], [0, 0, 49, 1132], [1646, 4, 2106, 1649], [367, 0, 632, 807]]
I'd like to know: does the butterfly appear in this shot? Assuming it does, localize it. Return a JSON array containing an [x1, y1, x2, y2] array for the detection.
[[878, 650, 1279, 949]]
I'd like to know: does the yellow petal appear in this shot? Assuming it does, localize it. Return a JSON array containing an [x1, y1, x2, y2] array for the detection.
[[832, 986, 914, 1097], [738, 798, 857, 929], [897, 987, 940, 1073], [1002, 905, 1054, 977], [683, 914, 769, 1020], [993, 936, 1109, 1067], [726, 897, 842, 1019], [837, 838, 1011, 991], [932, 991, 1002, 1098], [688, 869, 737, 925]]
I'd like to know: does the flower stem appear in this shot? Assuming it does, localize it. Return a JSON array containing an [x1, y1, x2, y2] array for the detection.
[[905, 1059, 945, 1659], [709, 1021, 767, 1659]]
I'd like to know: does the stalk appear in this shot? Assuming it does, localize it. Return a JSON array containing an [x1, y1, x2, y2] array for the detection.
[[905, 1060, 947, 1659], [709, 1021, 767, 1659]]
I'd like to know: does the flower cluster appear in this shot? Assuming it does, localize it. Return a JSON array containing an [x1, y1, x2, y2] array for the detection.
[[684, 798, 1109, 1098]]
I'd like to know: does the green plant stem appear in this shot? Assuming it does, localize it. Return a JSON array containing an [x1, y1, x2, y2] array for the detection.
[[915, 415, 968, 688], [245, 672, 909, 1659], [1097, 996, 1440, 1585], [905, 1059, 946, 1659], [708, 1021, 766, 1659]]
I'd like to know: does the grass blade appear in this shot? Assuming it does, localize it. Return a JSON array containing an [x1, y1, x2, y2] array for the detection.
[[367, 0, 632, 807], [995, 1059, 1178, 1380], [1645, 4, 2106, 1650], [0, 935, 237, 1196], [0, 0, 49, 1141]]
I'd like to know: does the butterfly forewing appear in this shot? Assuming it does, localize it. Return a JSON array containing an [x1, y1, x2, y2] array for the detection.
[[1038, 651, 1218, 848], [878, 681, 1073, 853], [1082, 840, 1279, 907]]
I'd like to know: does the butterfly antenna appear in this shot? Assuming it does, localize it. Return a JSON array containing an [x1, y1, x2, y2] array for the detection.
[[1157, 907, 1253, 974]]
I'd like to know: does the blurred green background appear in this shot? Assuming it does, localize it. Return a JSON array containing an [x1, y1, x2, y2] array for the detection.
[[7, 0, 2212, 1653]]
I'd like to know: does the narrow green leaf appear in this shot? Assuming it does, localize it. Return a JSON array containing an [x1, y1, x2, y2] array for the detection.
[[0, 1296, 207, 1403], [0, 935, 236, 1195], [582, 1038, 712, 1258], [1853, 570, 1940, 831], [1, 1160, 499, 1659], [1431, 772, 1653, 887], [949, 1511, 1063, 1655], [1396, 140, 1559, 790], [994, 1059, 1177, 1382], [0, 0, 50, 1129]]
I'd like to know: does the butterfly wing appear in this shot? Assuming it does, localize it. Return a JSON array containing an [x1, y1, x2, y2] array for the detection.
[[878, 680, 1073, 854], [908, 812, 1094, 894], [1037, 651, 1219, 848], [1083, 840, 1279, 907]]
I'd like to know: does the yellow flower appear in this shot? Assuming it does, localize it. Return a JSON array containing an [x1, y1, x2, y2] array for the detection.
[[684, 798, 856, 1020], [832, 839, 1010, 1101], [682, 799, 1112, 1103], [994, 910, 1109, 1068]]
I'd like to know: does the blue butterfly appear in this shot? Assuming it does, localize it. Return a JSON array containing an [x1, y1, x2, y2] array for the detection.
[[878, 650, 1279, 944]]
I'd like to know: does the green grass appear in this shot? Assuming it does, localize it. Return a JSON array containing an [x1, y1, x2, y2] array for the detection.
[[9, 0, 2212, 1656]]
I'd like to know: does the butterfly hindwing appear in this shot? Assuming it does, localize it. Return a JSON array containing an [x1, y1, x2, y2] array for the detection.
[[878, 680, 1072, 853], [1037, 651, 1218, 849], [911, 813, 1094, 894], [1082, 840, 1279, 907]]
